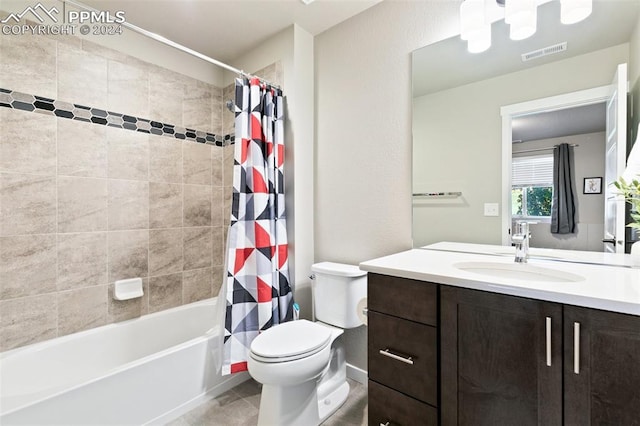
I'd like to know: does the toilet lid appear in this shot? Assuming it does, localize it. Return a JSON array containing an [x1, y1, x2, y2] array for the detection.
[[250, 320, 332, 360]]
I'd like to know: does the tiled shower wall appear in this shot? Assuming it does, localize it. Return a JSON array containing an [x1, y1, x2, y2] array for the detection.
[[0, 29, 246, 352]]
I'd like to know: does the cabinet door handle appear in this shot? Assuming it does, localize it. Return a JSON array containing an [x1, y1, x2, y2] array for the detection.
[[546, 316, 552, 367], [574, 322, 580, 374], [379, 348, 414, 365]]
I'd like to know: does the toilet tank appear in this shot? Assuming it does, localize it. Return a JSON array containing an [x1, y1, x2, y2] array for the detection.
[[311, 262, 367, 329]]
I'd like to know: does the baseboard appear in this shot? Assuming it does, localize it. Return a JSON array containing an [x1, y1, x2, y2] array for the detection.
[[346, 363, 367, 385]]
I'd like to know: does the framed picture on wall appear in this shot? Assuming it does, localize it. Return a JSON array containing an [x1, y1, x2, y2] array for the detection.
[[583, 177, 602, 194]]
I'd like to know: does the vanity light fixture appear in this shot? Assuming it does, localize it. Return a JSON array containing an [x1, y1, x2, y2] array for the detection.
[[460, 0, 592, 53], [460, 0, 492, 53]]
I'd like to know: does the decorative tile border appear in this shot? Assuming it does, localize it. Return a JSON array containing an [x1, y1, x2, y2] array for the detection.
[[0, 88, 234, 146]]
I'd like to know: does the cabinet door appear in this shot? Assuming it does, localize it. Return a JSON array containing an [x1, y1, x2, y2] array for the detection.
[[564, 305, 640, 426], [441, 286, 562, 426]]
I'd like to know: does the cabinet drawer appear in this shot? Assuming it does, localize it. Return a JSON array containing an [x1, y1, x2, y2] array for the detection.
[[368, 273, 437, 325], [368, 311, 438, 405], [368, 380, 437, 426]]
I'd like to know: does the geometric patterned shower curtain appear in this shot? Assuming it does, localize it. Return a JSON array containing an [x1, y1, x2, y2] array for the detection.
[[221, 77, 294, 375]]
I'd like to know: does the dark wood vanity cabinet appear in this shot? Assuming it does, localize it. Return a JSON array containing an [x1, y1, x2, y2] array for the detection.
[[441, 286, 640, 426], [440, 286, 563, 425], [563, 305, 640, 425], [367, 272, 640, 425], [367, 273, 439, 426]]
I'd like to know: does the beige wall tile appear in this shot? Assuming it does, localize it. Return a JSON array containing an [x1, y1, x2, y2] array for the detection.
[[212, 187, 224, 227], [222, 83, 235, 136], [0, 108, 56, 175], [184, 78, 211, 100], [57, 119, 107, 178], [0, 294, 57, 351], [108, 60, 149, 118], [184, 184, 212, 227], [107, 127, 149, 180], [223, 187, 233, 226], [149, 228, 183, 276], [149, 67, 184, 126], [149, 136, 182, 183], [212, 226, 225, 266], [107, 278, 149, 323], [0, 35, 57, 99], [183, 267, 212, 304], [58, 177, 108, 233], [58, 286, 107, 337], [149, 273, 182, 313], [0, 235, 56, 300], [184, 227, 212, 271], [212, 147, 224, 187], [183, 98, 212, 133], [57, 232, 108, 291], [183, 142, 212, 185], [223, 145, 234, 188], [108, 180, 149, 230], [58, 43, 108, 108], [149, 182, 182, 229], [212, 265, 224, 296], [211, 86, 223, 136], [82, 40, 128, 62], [0, 172, 56, 236], [108, 230, 148, 282]]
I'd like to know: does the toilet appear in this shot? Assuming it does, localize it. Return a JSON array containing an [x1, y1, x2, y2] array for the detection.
[[247, 262, 367, 426]]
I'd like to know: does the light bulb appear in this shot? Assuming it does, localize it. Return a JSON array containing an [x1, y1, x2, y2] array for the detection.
[[505, 0, 536, 24], [561, 0, 592, 24], [460, 0, 486, 41], [467, 25, 491, 53], [509, 6, 537, 40]]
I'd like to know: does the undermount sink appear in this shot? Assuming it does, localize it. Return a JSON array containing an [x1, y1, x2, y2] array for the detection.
[[453, 261, 584, 283]]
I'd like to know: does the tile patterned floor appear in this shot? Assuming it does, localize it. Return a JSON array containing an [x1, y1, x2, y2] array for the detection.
[[167, 378, 367, 426]]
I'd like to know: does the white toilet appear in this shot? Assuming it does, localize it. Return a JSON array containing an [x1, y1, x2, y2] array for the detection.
[[247, 262, 367, 426]]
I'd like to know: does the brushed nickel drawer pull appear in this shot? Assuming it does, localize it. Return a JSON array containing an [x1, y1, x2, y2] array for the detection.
[[379, 348, 414, 365], [546, 316, 552, 367], [574, 322, 580, 374], [380, 422, 390, 426]]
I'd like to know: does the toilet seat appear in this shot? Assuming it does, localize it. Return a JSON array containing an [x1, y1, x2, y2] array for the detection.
[[250, 320, 332, 363]]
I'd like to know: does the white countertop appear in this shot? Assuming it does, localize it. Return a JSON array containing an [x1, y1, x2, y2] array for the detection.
[[423, 241, 635, 267], [359, 243, 640, 316]]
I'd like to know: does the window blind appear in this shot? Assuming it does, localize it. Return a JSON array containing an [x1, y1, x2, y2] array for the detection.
[[512, 154, 553, 187]]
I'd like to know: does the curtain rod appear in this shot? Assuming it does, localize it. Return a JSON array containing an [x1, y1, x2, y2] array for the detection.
[[62, 0, 281, 89], [514, 143, 579, 155]]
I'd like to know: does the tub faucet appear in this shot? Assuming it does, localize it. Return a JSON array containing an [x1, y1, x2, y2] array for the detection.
[[512, 221, 530, 263]]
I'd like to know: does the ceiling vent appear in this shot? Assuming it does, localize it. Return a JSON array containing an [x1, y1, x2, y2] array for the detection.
[[521, 42, 567, 62]]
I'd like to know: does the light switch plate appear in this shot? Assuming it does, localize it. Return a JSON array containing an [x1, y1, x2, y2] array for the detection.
[[484, 203, 499, 217]]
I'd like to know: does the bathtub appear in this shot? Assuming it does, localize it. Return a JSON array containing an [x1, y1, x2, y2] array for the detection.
[[0, 298, 249, 425]]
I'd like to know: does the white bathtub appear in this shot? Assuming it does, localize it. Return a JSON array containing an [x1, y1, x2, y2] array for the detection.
[[0, 298, 249, 425]]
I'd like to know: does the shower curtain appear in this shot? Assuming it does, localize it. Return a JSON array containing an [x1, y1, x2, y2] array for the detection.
[[221, 77, 294, 375]]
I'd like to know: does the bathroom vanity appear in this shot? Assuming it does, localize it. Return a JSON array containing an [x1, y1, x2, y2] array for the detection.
[[360, 244, 640, 426]]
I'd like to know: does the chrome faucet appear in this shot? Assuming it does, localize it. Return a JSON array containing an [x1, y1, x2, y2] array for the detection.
[[512, 221, 530, 263]]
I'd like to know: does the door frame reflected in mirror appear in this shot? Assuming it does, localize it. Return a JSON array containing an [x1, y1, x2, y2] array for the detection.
[[499, 84, 615, 247]]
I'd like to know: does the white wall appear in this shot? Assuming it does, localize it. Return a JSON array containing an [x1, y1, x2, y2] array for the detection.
[[227, 25, 316, 321], [513, 132, 606, 252], [315, 1, 461, 372], [412, 44, 629, 248]]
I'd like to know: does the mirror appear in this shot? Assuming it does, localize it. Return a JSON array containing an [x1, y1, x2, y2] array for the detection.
[[412, 0, 640, 251]]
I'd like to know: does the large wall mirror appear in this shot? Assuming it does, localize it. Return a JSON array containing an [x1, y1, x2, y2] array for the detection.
[[412, 0, 640, 252]]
